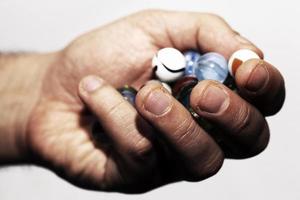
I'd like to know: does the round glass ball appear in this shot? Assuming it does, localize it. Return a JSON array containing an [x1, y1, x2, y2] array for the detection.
[[194, 52, 228, 83]]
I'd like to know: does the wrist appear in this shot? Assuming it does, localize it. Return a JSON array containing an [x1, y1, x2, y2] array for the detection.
[[0, 52, 59, 164]]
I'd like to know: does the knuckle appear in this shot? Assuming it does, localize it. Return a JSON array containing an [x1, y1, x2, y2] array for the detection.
[[268, 86, 285, 115], [229, 104, 269, 157], [133, 9, 163, 19], [187, 151, 224, 181], [232, 103, 252, 135], [106, 100, 127, 119], [261, 77, 286, 116], [139, 9, 162, 15], [249, 122, 270, 156], [202, 13, 225, 22], [127, 137, 154, 161], [62, 41, 86, 68], [200, 151, 224, 178], [132, 9, 165, 30], [173, 117, 199, 147]]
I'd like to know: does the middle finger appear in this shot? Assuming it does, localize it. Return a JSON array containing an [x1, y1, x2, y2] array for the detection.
[[190, 80, 270, 158]]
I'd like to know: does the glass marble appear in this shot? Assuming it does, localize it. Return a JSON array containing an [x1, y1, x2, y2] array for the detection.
[[223, 74, 237, 91], [228, 49, 260, 77], [184, 51, 202, 77], [152, 48, 186, 82], [118, 85, 137, 106], [172, 76, 198, 97], [172, 76, 198, 109], [195, 52, 228, 83], [161, 82, 172, 94]]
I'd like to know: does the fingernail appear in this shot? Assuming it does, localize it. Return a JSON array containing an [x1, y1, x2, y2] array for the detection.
[[82, 76, 103, 92], [144, 89, 172, 115], [140, 80, 161, 90], [197, 84, 229, 113], [246, 62, 269, 92]]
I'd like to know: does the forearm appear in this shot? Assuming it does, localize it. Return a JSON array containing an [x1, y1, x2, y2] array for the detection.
[[0, 53, 53, 163]]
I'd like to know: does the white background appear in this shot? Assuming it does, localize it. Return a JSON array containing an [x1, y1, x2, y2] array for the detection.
[[0, 0, 299, 199]]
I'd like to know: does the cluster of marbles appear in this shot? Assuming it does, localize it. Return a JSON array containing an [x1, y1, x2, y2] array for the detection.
[[117, 48, 260, 132]]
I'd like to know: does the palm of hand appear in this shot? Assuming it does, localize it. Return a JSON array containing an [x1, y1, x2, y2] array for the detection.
[[27, 15, 163, 191]]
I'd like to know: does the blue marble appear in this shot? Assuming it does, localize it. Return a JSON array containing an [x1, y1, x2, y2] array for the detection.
[[184, 51, 201, 77], [118, 86, 137, 106], [194, 52, 228, 83], [173, 76, 198, 109]]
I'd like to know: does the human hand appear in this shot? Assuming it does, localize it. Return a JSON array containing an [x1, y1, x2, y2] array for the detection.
[[17, 10, 285, 193]]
